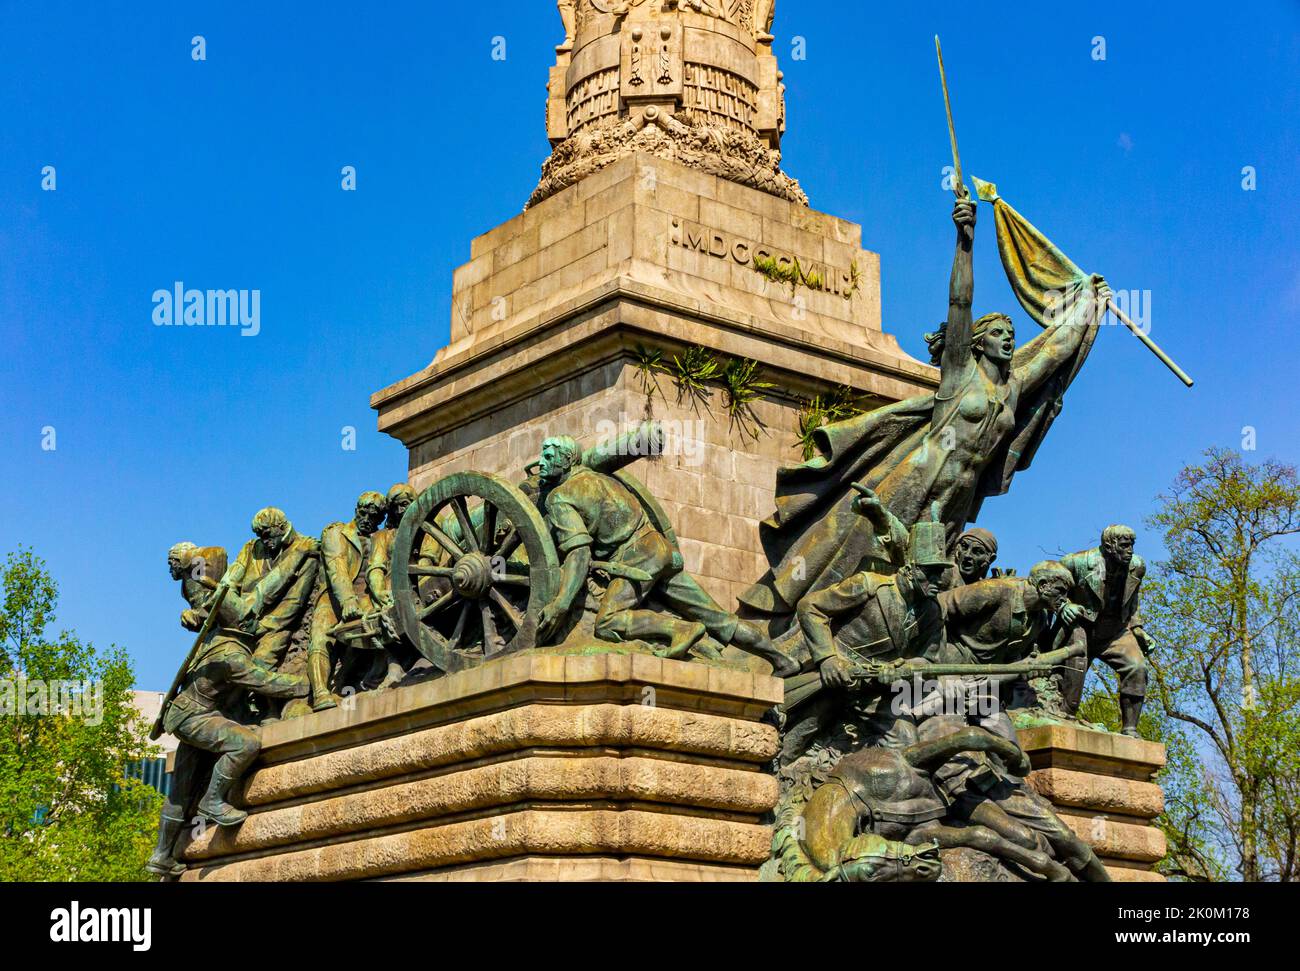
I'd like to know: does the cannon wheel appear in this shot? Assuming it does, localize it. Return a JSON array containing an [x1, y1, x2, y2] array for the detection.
[[391, 472, 560, 672]]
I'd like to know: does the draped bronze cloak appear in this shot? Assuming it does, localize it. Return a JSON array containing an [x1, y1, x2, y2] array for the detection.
[[741, 181, 1100, 615]]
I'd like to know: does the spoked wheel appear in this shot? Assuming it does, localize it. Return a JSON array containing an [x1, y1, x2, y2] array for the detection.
[[390, 471, 560, 672]]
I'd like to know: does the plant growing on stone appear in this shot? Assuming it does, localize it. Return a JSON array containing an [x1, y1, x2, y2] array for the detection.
[[795, 385, 868, 460], [631, 344, 667, 413], [754, 255, 829, 296], [795, 397, 827, 460], [722, 357, 774, 442], [754, 254, 804, 294], [668, 345, 721, 412]]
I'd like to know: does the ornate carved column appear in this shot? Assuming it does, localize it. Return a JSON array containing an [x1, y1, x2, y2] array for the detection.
[[533, 0, 803, 208]]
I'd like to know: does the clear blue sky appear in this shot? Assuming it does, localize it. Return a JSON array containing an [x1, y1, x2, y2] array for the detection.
[[1, 2, 1296, 689]]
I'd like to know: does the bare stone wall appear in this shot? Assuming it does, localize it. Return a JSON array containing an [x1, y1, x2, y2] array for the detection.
[[440, 154, 899, 366]]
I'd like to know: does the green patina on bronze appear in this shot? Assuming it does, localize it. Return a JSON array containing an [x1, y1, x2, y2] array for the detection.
[[149, 188, 1157, 883], [753, 183, 1154, 882], [148, 508, 320, 878], [150, 126, 1180, 884], [743, 196, 1107, 618]]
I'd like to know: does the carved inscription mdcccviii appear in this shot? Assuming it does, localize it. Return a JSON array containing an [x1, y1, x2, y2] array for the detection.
[[671, 218, 855, 299]]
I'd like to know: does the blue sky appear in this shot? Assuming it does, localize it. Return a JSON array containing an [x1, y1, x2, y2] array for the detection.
[[1, 1, 1297, 689]]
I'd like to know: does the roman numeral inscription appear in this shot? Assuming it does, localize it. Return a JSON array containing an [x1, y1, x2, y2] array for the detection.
[[670, 217, 854, 299]]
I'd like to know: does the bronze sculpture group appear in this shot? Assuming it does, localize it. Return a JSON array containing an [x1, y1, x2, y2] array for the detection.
[[754, 192, 1164, 882], [148, 188, 1162, 883], [129, 4, 1203, 883]]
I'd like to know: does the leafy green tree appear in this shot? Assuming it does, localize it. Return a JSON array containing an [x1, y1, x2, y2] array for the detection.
[[0, 549, 162, 880], [1101, 448, 1300, 882]]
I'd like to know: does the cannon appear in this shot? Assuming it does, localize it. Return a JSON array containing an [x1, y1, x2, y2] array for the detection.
[[387, 422, 670, 674], [388, 471, 560, 673]]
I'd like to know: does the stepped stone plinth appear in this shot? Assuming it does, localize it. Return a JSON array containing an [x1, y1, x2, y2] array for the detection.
[[1018, 724, 1167, 882], [180, 654, 782, 882]]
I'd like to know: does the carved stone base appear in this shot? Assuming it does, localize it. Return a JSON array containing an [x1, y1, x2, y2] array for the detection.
[[178, 654, 781, 882], [1017, 724, 1168, 882], [530, 108, 807, 210], [379, 857, 763, 882]]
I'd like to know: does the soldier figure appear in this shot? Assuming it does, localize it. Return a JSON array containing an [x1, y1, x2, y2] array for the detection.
[[939, 562, 1073, 666], [935, 561, 1075, 742], [952, 527, 998, 587], [366, 482, 417, 604], [533, 436, 788, 672], [361, 483, 419, 690], [777, 510, 1109, 881], [795, 725, 1101, 882], [777, 504, 950, 763], [223, 508, 320, 674], [386, 482, 417, 529], [145, 600, 310, 878], [913, 712, 1111, 882], [307, 491, 388, 711], [1055, 525, 1152, 736], [168, 541, 227, 632]]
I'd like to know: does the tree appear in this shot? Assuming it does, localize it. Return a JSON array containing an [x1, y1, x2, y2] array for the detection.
[[1139, 448, 1300, 881], [0, 548, 162, 880]]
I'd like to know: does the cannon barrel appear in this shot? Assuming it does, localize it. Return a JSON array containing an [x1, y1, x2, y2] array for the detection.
[[580, 421, 663, 475], [518, 422, 664, 484]]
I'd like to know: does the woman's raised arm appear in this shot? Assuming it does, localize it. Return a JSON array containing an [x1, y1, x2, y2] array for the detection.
[[1015, 275, 1110, 395], [937, 198, 977, 397]]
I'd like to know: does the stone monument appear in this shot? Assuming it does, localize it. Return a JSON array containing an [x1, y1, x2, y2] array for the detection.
[[370, 0, 936, 618], [152, 3, 1186, 883]]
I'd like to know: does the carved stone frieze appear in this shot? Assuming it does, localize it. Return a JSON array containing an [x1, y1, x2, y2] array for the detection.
[[535, 0, 798, 208], [528, 105, 806, 209]]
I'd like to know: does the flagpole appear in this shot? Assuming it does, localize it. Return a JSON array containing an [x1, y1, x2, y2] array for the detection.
[[943, 40, 1192, 390], [935, 36, 967, 200], [1106, 298, 1194, 387]]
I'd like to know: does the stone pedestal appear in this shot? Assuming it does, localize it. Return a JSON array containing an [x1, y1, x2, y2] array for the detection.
[[179, 655, 781, 882], [371, 153, 936, 614], [1017, 724, 1168, 882]]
